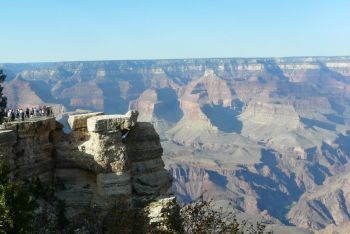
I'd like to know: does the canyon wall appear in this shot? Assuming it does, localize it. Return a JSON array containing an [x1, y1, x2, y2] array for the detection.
[[2, 56, 350, 232], [0, 111, 174, 226]]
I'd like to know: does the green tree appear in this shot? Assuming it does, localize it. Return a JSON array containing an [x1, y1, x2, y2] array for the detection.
[[0, 70, 7, 124], [0, 160, 37, 234], [162, 197, 273, 234]]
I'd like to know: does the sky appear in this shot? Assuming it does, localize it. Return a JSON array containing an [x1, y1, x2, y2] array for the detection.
[[0, 0, 350, 63]]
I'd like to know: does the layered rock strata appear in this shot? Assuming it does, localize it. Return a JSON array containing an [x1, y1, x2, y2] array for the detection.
[[0, 111, 174, 224], [1, 117, 57, 183]]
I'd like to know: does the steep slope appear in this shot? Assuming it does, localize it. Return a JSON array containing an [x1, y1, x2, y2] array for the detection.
[[0, 111, 175, 230], [4, 75, 44, 108], [1, 57, 350, 232], [288, 164, 350, 230]]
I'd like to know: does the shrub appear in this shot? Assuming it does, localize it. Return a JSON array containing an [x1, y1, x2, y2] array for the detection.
[[163, 196, 273, 234], [0, 160, 37, 233]]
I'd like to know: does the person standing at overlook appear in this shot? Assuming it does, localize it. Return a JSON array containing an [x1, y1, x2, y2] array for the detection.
[[10, 110, 15, 121], [20, 109, 25, 121], [25, 107, 30, 118], [0, 70, 7, 124]]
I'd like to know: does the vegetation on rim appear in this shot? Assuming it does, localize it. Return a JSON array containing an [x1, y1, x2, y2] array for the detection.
[[0, 160, 37, 233], [0, 161, 271, 234]]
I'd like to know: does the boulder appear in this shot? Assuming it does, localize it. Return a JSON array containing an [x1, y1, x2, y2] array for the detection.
[[148, 196, 177, 229], [87, 110, 139, 133], [68, 112, 104, 130]]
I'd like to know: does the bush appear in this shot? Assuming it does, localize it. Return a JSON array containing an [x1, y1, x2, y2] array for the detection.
[[163, 196, 273, 234], [0, 160, 37, 233]]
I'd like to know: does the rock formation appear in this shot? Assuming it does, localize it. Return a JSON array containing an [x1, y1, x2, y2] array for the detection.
[[288, 164, 350, 230], [0, 110, 174, 227], [2, 56, 350, 232], [1, 117, 57, 182]]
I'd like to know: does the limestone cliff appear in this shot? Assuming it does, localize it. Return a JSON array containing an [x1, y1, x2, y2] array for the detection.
[[0, 111, 174, 226]]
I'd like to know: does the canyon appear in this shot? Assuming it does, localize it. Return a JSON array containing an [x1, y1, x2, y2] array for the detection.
[[1, 56, 350, 232]]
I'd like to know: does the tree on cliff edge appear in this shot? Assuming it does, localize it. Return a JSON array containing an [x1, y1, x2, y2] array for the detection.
[[0, 70, 7, 124]]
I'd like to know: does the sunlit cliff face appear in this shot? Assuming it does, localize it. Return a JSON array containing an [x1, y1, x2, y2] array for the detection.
[[2, 56, 350, 231]]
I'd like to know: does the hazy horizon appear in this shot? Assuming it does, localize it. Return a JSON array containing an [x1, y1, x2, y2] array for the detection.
[[1, 55, 350, 65]]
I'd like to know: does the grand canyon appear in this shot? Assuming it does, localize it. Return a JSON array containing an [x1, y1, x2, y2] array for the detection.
[[1, 56, 350, 233]]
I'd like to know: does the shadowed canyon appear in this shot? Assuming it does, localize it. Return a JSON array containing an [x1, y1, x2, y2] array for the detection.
[[2, 57, 350, 232]]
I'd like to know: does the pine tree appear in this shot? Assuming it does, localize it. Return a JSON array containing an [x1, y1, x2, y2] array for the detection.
[[0, 70, 7, 124]]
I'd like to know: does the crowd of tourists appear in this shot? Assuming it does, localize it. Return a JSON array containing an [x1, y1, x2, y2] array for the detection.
[[4, 106, 54, 122]]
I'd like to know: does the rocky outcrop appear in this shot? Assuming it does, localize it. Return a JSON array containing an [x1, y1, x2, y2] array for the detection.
[[67, 112, 104, 130], [1, 117, 57, 182], [126, 122, 172, 196], [0, 110, 174, 226], [0, 130, 17, 170]]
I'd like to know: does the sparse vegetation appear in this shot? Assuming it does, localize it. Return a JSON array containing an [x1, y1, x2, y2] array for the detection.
[[0, 160, 37, 233], [161, 196, 272, 234], [58, 197, 272, 233], [104, 200, 150, 234], [0, 160, 271, 233]]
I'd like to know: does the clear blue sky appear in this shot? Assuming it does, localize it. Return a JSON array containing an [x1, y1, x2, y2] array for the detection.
[[0, 0, 349, 63]]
